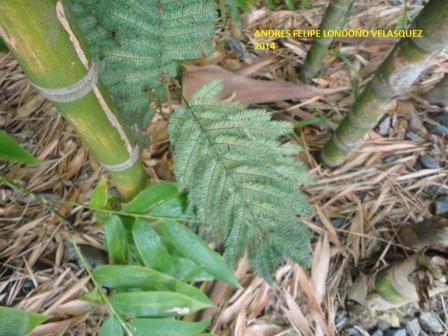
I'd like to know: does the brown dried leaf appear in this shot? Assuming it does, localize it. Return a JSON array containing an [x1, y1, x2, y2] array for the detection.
[[182, 65, 347, 104]]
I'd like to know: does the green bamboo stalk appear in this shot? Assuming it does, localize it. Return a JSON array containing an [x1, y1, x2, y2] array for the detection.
[[300, 0, 354, 81], [0, 0, 148, 199], [348, 251, 448, 311], [321, 0, 448, 167]]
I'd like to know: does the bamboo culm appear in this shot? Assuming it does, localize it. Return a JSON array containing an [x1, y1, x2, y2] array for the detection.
[[0, 0, 148, 199], [300, 0, 354, 81], [321, 0, 448, 167]]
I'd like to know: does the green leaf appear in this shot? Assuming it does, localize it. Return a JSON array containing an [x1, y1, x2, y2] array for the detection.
[[0, 306, 49, 336], [0, 130, 39, 164], [132, 219, 175, 274], [161, 221, 240, 288], [123, 182, 180, 214], [93, 265, 212, 305], [99, 316, 123, 336], [80, 289, 105, 304], [111, 291, 211, 317], [0, 38, 8, 52], [90, 178, 108, 209], [171, 257, 214, 282], [102, 215, 129, 264], [129, 318, 210, 336], [150, 193, 188, 219]]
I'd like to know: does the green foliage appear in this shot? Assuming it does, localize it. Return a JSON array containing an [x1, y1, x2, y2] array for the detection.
[[161, 220, 240, 287], [0, 38, 8, 52], [0, 130, 39, 164], [87, 181, 237, 335], [69, 0, 216, 127], [0, 306, 49, 336], [169, 79, 313, 282]]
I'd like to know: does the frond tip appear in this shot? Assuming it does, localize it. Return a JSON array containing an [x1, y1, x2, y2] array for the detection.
[[169, 79, 314, 282]]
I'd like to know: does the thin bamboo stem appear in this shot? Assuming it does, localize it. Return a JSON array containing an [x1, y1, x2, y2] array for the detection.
[[321, 0, 448, 167], [300, 0, 354, 81], [0, 0, 148, 199]]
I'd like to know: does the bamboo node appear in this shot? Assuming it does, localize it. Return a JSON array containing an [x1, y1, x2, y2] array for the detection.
[[370, 77, 397, 101], [30, 61, 99, 103], [347, 110, 372, 129], [332, 132, 355, 152], [101, 144, 140, 172]]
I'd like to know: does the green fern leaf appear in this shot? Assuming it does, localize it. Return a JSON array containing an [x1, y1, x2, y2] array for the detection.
[[168, 79, 313, 282], [68, 0, 216, 127]]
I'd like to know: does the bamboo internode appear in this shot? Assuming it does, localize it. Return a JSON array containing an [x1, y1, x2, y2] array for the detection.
[[0, 0, 148, 199]]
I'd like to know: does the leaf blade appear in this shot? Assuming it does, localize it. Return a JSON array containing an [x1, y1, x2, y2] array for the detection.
[[111, 292, 212, 318], [161, 220, 240, 287], [0, 130, 39, 164], [0, 306, 49, 336]]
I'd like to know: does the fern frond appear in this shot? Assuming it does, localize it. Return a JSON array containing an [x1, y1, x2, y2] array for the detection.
[[68, 0, 216, 127], [169, 79, 314, 282]]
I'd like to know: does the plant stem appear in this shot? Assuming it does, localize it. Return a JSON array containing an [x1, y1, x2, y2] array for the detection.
[[348, 250, 448, 311], [300, 0, 354, 81], [321, 0, 448, 167], [0, 0, 148, 199], [0, 173, 135, 336]]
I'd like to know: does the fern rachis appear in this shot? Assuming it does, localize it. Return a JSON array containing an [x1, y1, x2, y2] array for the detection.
[[169, 79, 313, 282]]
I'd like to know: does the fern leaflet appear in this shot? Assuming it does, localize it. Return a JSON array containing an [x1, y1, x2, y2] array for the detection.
[[169, 79, 313, 282], [69, 0, 216, 127]]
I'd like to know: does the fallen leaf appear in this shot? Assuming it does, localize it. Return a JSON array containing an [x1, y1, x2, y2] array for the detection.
[[182, 65, 348, 104]]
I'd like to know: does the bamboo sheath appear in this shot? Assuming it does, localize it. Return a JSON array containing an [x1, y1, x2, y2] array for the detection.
[[301, 0, 354, 80], [0, 0, 148, 199], [321, 0, 448, 167]]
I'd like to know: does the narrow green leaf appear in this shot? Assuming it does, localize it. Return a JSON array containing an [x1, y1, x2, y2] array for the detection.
[[171, 257, 214, 282], [161, 221, 240, 288], [0, 130, 39, 164], [129, 318, 210, 336], [123, 182, 180, 214], [132, 219, 175, 274], [103, 215, 129, 264], [150, 193, 188, 219], [90, 178, 108, 209], [93, 265, 212, 305], [0, 306, 49, 336], [111, 291, 211, 317], [99, 316, 123, 336]]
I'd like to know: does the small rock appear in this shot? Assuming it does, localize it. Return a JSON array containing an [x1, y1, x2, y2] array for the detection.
[[433, 113, 448, 126], [331, 218, 346, 229], [347, 327, 360, 336], [384, 156, 398, 164], [406, 318, 422, 336], [385, 329, 406, 336], [418, 154, 440, 169], [426, 185, 448, 195], [335, 310, 348, 328], [406, 131, 421, 141], [419, 312, 443, 333], [431, 195, 448, 217], [429, 123, 448, 136], [377, 116, 393, 136], [371, 329, 383, 336]]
